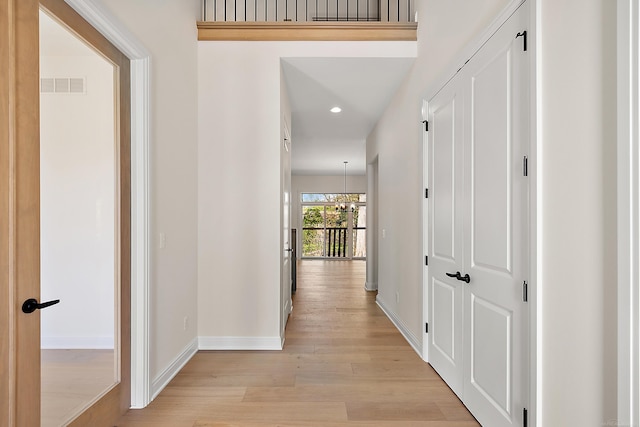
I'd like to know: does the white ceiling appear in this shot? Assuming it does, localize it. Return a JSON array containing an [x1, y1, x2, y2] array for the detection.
[[282, 57, 415, 175]]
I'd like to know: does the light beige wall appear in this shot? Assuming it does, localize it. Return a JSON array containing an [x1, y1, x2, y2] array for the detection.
[[197, 41, 415, 344], [91, 0, 201, 381]]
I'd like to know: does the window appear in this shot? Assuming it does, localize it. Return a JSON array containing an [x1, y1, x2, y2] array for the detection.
[[301, 193, 366, 259]]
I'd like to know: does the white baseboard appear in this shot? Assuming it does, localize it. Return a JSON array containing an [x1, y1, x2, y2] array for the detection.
[[365, 281, 378, 291], [376, 296, 422, 357], [151, 337, 198, 401], [41, 336, 114, 349], [198, 336, 283, 350]]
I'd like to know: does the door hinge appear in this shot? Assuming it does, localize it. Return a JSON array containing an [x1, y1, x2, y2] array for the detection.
[[425, 255, 428, 266], [523, 408, 528, 427], [516, 30, 528, 51], [425, 323, 429, 333], [523, 281, 528, 303], [425, 188, 429, 198], [523, 156, 528, 177], [422, 120, 429, 131]]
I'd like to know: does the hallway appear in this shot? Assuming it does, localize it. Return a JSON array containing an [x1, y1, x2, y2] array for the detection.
[[118, 260, 478, 426]]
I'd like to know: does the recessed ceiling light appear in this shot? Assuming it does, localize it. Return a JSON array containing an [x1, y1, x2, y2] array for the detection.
[[330, 106, 342, 113]]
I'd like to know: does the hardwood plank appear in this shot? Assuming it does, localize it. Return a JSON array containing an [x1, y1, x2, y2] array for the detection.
[[117, 260, 478, 426], [346, 401, 446, 422]]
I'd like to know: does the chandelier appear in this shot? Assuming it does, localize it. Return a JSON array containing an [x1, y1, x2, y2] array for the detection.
[[336, 161, 355, 212]]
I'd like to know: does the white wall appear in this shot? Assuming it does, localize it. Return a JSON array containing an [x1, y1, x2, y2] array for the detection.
[[197, 41, 415, 347], [368, 0, 619, 424], [91, 0, 201, 382], [40, 53, 115, 349]]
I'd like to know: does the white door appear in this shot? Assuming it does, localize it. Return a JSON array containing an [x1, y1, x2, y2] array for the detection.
[[427, 75, 465, 397], [281, 126, 292, 335], [461, 5, 529, 425], [427, 3, 530, 425]]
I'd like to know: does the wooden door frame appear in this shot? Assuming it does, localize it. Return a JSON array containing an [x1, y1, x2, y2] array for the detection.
[[1, 0, 41, 424]]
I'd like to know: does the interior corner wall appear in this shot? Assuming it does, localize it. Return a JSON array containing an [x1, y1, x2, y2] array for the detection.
[[91, 0, 201, 382], [366, 0, 511, 355], [197, 41, 415, 346]]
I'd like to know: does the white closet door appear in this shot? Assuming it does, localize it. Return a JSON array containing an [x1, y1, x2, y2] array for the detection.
[[427, 75, 465, 397], [462, 4, 529, 426]]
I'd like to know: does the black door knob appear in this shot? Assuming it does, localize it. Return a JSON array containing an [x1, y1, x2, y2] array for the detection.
[[22, 298, 60, 314], [445, 271, 471, 284]]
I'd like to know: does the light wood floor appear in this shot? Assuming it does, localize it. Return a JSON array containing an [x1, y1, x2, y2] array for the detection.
[[42, 349, 116, 427], [118, 260, 478, 426]]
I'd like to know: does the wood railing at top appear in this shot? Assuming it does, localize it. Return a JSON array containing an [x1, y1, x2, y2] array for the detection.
[[198, 0, 417, 41]]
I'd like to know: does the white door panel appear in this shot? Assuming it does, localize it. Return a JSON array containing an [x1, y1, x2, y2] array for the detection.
[[432, 97, 458, 262], [470, 47, 512, 274], [463, 4, 529, 426], [428, 75, 465, 397]]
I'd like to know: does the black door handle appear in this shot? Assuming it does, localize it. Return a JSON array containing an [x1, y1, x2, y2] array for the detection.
[[22, 298, 60, 314], [445, 271, 471, 284]]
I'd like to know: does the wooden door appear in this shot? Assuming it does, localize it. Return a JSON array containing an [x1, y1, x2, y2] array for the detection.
[[1, 0, 131, 424], [461, 4, 529, 425], [427, 74, 465, 397]]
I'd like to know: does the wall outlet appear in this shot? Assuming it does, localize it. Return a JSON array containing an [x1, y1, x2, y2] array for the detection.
[[396, 291, 400, 303], [382, 229, 386, 238], [183, 316, 188, 331], [159, 232, 166, 249]]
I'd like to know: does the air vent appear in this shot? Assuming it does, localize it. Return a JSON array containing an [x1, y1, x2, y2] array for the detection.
[[41, 77, 85, 94]]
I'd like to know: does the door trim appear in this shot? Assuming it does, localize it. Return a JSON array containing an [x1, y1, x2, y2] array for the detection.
[[62, 0, 153, 408], [617, 0, 640, 424]]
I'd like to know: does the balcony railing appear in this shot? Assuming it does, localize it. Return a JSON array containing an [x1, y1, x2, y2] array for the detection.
[[198, 0, 417, 41], [203, 0, 413, 22], [303, 226, 366, 259]]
